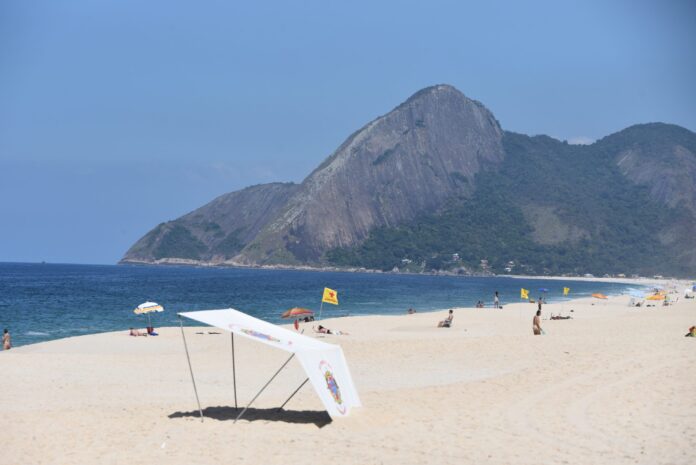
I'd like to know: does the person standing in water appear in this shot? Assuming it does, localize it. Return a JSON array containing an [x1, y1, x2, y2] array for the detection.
[[3, 329, 11, 350], [494, 291, 500, 309], [532, 310, 542, 335]]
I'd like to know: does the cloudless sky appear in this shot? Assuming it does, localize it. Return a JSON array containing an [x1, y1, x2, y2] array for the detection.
[[1, 0, 694, 264]]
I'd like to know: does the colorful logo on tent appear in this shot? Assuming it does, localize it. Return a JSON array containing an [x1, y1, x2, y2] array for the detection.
[[228, 324, 282, 344], [319, 360, 346, 414], [227, 324, 295, 347]]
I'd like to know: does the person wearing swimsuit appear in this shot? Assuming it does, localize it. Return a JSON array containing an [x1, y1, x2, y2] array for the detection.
[[532, 311, 542, 335], [3, 329, 11, 350]]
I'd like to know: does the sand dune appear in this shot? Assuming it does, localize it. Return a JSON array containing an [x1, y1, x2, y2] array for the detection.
[[2, 294, 695, 465]]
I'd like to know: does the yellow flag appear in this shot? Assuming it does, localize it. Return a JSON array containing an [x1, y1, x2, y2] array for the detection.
[[322, 287, 339, 305], [563, 287, 570, 296], [520, 288, 529, 300]]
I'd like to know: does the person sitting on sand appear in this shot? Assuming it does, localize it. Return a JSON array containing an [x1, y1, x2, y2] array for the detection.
[[129, 328, 147, 337], [3, 328, 11, 350], [407, 308, 416, 314], [476, 301, 484, 308], [438, 309, 454, 328], [685, 326, 696, 337], [533, 310, 542, 335]]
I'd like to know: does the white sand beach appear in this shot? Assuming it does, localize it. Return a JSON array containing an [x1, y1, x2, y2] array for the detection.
[[2, 292, 695, 465]]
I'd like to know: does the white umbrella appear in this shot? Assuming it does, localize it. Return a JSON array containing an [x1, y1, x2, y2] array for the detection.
[[134, 301, 164, 328]]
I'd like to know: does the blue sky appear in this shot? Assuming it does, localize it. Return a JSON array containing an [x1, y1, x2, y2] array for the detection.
[[1, 0, 694, 264]]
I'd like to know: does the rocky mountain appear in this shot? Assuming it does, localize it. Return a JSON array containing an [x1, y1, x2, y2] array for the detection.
[[123, 182, 298, 263], [121, 85, 696, 277]]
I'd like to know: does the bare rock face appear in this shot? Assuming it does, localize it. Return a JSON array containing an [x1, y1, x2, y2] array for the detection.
[[238, 85, 505, 263]]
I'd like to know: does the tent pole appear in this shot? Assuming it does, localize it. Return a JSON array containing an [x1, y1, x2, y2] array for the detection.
[[179, 316, 204, 422], [231, 332, 238, 409], [234, 353, 295, 423], [277, 377, 309, 412]]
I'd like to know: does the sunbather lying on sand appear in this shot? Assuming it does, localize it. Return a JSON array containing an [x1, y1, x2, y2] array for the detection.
[[550, 313, 572, 320], [129, 328, 147, 336], [313, 325, 348, 335]]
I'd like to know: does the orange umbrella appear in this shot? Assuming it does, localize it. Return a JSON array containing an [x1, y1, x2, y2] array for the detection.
[[646, 294, 665, 301], [592, 293, 608, 299], [281, 307, 314, 319]]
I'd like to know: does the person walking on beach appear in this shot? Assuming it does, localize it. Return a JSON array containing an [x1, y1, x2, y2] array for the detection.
[[533, 310, 542, 335], [494, 291, 500, 309], [3, 329, 11, 350]]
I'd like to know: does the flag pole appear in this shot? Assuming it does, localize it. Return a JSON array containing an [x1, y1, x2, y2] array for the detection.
[[318, 300, 324, 320]]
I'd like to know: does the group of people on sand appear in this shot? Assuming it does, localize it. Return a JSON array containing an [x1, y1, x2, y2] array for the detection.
[[474, 291, 503, 309], [428, 292, 556, 335], [434, 307, 546, 335]]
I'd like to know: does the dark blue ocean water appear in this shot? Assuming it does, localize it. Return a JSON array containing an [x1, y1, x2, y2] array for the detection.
[[0, 263, 642, 347]]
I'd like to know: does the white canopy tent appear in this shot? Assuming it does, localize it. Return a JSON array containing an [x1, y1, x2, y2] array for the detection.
[[177, 309, 361, 422]]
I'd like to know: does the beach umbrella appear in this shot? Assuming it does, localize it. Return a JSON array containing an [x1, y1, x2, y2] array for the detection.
[[646, 294, 665, 301], [134, 301, 164, 327], [281, 307, 314, 319], [592, 293, 608, 299]]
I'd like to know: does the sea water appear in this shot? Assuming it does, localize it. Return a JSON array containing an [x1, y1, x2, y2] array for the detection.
[[0, 262, 643, 347]]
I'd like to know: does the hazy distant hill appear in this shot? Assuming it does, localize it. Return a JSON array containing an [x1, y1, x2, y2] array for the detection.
[[121, 85, 696, 277]]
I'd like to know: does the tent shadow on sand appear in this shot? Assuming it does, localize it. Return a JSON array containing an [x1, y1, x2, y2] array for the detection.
[[168, 406, 332, 428]]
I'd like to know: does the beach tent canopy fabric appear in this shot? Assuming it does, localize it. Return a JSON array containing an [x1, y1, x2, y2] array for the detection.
[[179, 309, 361, 418]]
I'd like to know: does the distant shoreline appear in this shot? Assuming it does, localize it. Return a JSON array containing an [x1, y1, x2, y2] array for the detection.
[[0, 293, 630, 351], [7, 283, 687, 352], [118, 258, 682, 287]]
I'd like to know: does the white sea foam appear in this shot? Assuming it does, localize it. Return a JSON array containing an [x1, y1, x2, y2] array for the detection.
[[25, 331, 50, 336]]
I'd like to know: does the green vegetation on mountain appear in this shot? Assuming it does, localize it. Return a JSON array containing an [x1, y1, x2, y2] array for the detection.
[[212, 229, 246, 258], [151, 224, 207, 260], [326, 131, 676, 276]]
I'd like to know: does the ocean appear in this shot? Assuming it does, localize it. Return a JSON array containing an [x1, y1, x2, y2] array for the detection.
[[0, 262, 642, 347]]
